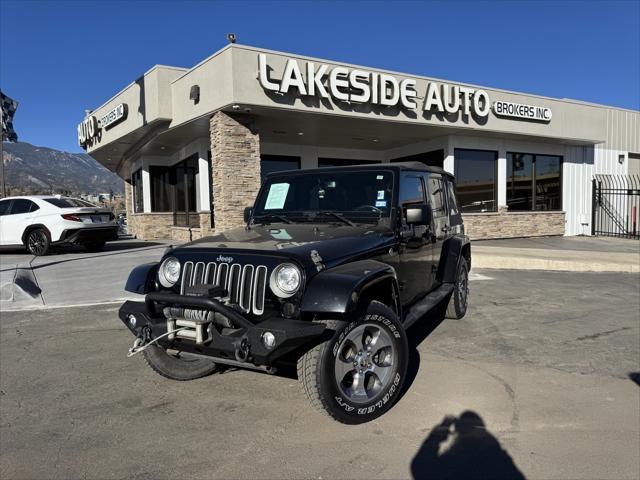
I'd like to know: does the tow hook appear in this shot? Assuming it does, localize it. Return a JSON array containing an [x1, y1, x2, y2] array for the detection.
[[235, 337, 251, 362]]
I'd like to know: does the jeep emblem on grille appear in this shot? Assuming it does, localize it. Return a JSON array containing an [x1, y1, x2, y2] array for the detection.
[[216, 255, 234, 263]]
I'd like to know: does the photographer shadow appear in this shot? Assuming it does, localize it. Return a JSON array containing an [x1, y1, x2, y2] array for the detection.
[[411, 411, 526, 480]]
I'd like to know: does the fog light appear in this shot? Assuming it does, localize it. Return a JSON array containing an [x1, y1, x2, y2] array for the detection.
[[128, 314, 137, 328], [261, 331, 276, 349]]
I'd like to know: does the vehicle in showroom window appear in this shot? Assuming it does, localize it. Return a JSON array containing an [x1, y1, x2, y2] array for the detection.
[[120, 163, 470, 424], [0, 195, 118, 256]]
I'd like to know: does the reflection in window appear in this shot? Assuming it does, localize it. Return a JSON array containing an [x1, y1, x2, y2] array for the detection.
[[507, 153, 561, 211], [427, 176, 447, 218], [261, 155, 300, 183], [454, 149, 497, 212], [150, 166, 172, 212]]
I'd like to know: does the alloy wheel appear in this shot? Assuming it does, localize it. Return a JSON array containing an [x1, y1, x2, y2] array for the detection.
[[334, 323, 396, 404], [27, 231, 47, 256]]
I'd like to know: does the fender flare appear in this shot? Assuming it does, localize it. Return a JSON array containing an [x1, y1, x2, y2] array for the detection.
[[300, 259, 400, 315], [436, 235, 471, 284], [125, 262, 159, 294]]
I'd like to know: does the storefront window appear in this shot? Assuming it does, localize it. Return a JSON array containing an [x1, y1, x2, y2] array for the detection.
[[507, 153, 562, 211], [131, 169, 143, 213], [261, 155, 300, 183], [454, 149, 497, 213], [150, 166, 172, 212]]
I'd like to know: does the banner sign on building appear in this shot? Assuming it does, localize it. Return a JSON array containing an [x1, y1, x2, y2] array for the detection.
[[258, 54, 552, 124], [493, 101, 552, 122], [77, 103, 127, 148], [1, 91, 19, 142]]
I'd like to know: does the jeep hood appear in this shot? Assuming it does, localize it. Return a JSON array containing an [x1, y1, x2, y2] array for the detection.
[[174, 223, 395, 267]]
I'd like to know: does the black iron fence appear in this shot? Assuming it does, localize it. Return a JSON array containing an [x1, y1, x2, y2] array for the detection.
[[592, 174, 640, 239]]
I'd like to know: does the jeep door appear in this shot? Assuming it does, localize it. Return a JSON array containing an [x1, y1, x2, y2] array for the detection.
[[424, 174, 450, 287], [397, 172, 432, 306]]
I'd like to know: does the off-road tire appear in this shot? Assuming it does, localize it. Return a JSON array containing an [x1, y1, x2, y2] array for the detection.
[[446, 257, 469, 319], [25, 228, 51, 256], [297, 301, 408, 424], [143, 344, 219, 381], [83, 241, 106, 253]]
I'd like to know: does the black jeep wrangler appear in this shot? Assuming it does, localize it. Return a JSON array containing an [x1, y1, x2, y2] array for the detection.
[[119, 162, 470, 424]]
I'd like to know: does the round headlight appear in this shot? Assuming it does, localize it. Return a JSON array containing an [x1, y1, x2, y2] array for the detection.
[[270, 263, 301, 298], [159, 256, 181, 288]]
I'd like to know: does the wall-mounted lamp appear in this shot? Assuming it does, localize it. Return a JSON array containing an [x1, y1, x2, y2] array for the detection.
[[618, 154, 625, 165], [189, 85, 200, 104]]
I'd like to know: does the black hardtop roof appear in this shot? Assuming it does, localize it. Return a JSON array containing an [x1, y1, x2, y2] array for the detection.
[[266, 161, 452, 178]]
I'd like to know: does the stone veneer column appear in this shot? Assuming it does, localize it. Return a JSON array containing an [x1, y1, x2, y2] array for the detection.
[[124, 180, 137, 237], [210, 111, 261, 232]]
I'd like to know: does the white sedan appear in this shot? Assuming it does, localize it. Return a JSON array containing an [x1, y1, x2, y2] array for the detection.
[[0, 195, 119, 256]]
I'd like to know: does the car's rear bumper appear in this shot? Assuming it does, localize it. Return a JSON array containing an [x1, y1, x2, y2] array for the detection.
[[119, 293, 325, 366], [56, 226, 119, 245]]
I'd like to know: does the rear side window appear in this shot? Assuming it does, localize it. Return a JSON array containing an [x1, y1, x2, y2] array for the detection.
[[445, 178, 460, 216], [43, 197, 96, 208], [427, 176, 447, 218], [9, 199, 39, 214], [0, 200, 11, 216]]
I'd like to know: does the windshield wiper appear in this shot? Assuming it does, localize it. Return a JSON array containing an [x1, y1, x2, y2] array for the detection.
[[253, 214, 293, 224], [316, 211, 356, 227]]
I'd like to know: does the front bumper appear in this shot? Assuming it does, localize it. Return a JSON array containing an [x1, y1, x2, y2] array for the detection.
[[119, 292, 325, 365]]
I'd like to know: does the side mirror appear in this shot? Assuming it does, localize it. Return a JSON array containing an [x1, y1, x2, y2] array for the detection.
[[406, 205, 432, 226], [243, 206, 253, 224]]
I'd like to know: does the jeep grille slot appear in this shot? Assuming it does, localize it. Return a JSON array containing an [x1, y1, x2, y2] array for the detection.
[[180, 261, 268, 315], [228, 264, 242, 304]]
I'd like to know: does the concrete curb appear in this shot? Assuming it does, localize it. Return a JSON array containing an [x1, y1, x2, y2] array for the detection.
[[473, 246, 640, 273]]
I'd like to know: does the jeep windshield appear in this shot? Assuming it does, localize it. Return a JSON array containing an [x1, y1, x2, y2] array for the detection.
[[253, 169, 394, 225]]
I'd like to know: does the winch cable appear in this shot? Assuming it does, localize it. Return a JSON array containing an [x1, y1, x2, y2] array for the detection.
[[127, 327, 189, 358]]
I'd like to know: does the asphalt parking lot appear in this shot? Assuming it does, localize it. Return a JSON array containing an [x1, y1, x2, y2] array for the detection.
[[1, 269, 638, 479]]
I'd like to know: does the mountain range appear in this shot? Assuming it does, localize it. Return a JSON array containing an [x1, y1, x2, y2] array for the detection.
[[1, 141, 124, 196]]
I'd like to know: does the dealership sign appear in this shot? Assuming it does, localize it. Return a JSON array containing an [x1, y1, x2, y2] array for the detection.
[[258, 54, 552, 123], [77, 103, 128, 148], [493, 101, 552, 122]]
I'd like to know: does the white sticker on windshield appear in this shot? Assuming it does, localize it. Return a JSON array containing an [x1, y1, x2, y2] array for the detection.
[[377, 190, 385, 200], [375, 200, 387, 208], [265, 183, 290, 210], [376, 175, 384, 180]]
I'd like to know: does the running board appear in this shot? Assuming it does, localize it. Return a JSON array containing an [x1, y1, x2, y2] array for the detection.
[[403, 284, 454, 329]]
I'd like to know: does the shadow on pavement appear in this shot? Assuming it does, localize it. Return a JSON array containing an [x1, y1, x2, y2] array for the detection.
[[28, 242, 167, 271], [411, 411, 526, 480], [629, 372, 640, 386], [398, 300, 449, 401]]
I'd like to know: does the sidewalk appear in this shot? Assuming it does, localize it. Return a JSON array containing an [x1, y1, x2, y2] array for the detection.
[[473, 236, 640, 273]]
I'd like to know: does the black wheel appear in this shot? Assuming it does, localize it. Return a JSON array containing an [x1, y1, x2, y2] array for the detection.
[[297, 301, 408, 424], [83, 241, 105, 252], [446, 258, 469, 319], [25, 228, 51, 256], [143, 345, 219, 381]]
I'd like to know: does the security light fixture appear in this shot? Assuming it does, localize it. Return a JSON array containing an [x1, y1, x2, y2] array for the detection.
[[189, 85, 200, 104], [227, 33, 236, 44], [618, 154, 625, 165]]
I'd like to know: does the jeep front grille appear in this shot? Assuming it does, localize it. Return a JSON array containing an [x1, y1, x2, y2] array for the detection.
[[180, 261, 268, 315]]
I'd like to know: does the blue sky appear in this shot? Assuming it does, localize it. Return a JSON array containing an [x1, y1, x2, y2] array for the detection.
[[1, 0, 638, 153]]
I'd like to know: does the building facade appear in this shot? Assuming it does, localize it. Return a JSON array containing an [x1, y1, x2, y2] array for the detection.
[[79, 44, 640, 241]]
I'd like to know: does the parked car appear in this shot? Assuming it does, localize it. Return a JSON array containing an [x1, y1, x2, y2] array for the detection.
[[119, 162, 470, 424], [0, 195, 119, 255]]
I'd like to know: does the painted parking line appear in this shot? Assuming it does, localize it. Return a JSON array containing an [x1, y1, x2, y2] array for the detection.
[[469, 272, 494, 281]]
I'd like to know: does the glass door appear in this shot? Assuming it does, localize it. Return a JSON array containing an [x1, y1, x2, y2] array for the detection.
[[173, 157, 198, 227]]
